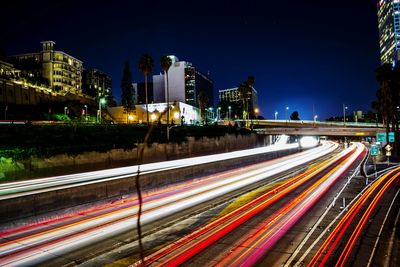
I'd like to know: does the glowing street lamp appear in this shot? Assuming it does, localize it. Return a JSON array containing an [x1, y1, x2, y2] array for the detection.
[[209, 107, 214, 120], [64, 106, 68, 116], [275, 111, 278, 120], [228, 106, 232, 120], [84, 105, 88, 121], [314, 115, 318, 126], [285, 106, 289, 121], [218, 106, 221, 121], [98, 98, 106, 123], [343, 104, 348, 126]]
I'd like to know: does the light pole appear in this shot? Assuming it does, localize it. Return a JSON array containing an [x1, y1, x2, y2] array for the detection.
[[209, 107, 214, 121], [84, 105, 88, 121], [254, 108, 259, 118], [228, 106, 231, 121], [314, 114, 318, 126], [64, 106, 68, 116], [275, 111, 278, 120], [285, 106, 289, 121], [343, 104, 348, 126], [98, 98, 106, 123], [218, 107, 221, 121]]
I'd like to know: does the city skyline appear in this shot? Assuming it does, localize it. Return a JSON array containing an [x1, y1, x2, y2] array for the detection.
[[1, 0, 380, 119]]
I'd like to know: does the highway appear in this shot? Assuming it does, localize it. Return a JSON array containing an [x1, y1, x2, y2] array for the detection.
[[0, 142, 299, 200], [307, 166, 400, 266], [0, 141, 336, 266], [138, 142, 364, 266]]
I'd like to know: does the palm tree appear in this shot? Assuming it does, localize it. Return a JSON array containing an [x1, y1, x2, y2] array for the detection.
[[138, 54, 154, 124], [197, 91, 209, 124], [376, 64, 394, 142], [161, 55, 172, 139], [238, 82, 248, 120], [246, 76, 255, 119], [238, 76, 255, 121]]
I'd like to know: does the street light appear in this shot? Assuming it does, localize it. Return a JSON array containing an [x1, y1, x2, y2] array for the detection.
[[254, 108, 259, 117], [64, 106, 68, 116], [275, 111, 278, 120], [228, 106, 231, 121], [84, 105, 88, 121], [314, 114, 318, 124], [218, 107, 221, 121], [343, 104, 348, 126], [98, 98, 106, 123], [285, 106, 289, 121], [209, 107, 214, 120]]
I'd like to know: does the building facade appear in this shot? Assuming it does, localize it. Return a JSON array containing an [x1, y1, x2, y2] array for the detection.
[[152, 55, 214, 108], [107, 102, 201, 125], [378, 0, 400, 64], [9, 41, 83, 94], [219, 86, 258, 119], [82, 68, 112, 99]]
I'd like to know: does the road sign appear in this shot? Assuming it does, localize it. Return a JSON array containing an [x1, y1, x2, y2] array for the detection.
[[386, 151, 392, 156], [370, 145, 379, 156], [385, 144, 392, 151], [376, 132, 386, 143], [389, 132, 395, 142]]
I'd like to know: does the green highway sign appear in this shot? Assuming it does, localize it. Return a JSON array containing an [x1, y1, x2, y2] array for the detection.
[[370, 145, 379, 156], [389, 132, 395, 142], [376, 132, 386, 143]]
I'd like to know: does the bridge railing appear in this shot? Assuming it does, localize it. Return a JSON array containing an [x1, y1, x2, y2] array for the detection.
[[238, 119, 384, 128]]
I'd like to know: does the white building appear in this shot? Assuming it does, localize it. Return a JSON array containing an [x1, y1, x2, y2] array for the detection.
[[107, 101, 201, 125], [152, 55, 213, 108]]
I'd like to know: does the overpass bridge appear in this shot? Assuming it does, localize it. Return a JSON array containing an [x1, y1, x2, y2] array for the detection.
[[247, 120, 385, 137]]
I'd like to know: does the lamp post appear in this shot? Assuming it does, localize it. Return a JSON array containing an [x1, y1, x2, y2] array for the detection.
[[209, 107, 213, 121], [343, 104, 348, 126], [84, 105, 88, 121], [98, 98, 106, 123], [218, 107, 221, 121], [64, 106, 68, 116], [275, 111, 278, 120], [254, 108, 259, 118], [228, 106, 231, 121], [285, 106, 289, 121], [314, 115, 318, 126]]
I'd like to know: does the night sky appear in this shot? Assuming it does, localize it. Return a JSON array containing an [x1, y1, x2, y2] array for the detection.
[[1, 0, 381, 120]]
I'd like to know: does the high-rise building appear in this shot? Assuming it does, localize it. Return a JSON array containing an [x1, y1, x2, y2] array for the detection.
[[219, 86, 258, 119], [152, 55, 214, 108], [133, 82, 154, 105], [378, 0, 400, 64], [82, 68, 112, 99], [9, 41, 83, 94]]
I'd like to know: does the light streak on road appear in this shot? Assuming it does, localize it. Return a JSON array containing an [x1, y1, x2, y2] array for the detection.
[[0, 142, 335, 266], [0, 141, 299, 200], [134, 143, 356, 267], [308, 166, 400, 267], [212, 143, 365, 267]]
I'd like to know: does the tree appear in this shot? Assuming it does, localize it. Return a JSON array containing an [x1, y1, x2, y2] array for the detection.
[[161, 55, 172, 138], [290, 111, 300, 120], [197, 91, 209, 124], [121, 61, 135, 121], [238, 75, 255, 121], [375, 63, 400, 155], [138, 54, 154, 124]]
